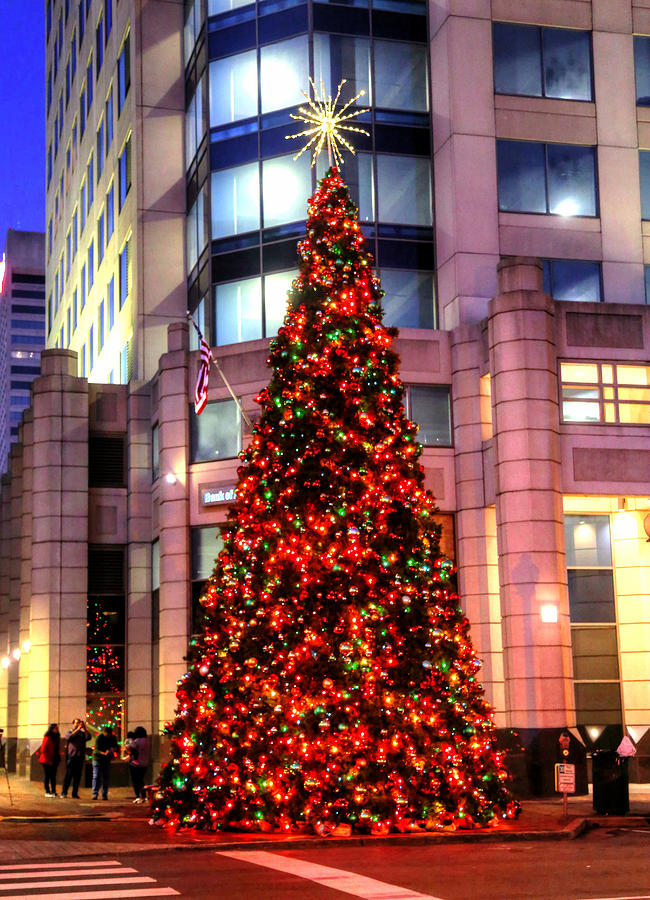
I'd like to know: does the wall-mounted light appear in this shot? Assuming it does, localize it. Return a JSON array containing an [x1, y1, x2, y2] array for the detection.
[[11, 648, 20, 661], [22, 640, 31, 653], [644, 513, 650, 543], [165, 473, 177, 485], [540, 604, 558, 623], [1, 657, 9, 669]]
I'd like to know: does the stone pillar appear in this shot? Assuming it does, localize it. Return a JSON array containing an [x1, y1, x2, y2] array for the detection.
[[489, 258, 574, 733], [30, 349, 88, 745], [18, 411, 34, 773], [450, 325, 505, 722], [156, 322, 191, 727], [7, 443, 23, 758], [126, 382, 154, 732]]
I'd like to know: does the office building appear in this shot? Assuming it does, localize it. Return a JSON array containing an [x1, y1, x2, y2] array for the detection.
[[1, 0, 649, 790], [0, 230, 45, 474]]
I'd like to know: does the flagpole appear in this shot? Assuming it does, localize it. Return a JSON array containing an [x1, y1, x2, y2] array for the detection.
[[186, 311, 253, 429]]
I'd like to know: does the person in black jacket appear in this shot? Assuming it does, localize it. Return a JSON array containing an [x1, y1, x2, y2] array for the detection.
[[61, 718, 89, 799], [91, 725, 118, 800]]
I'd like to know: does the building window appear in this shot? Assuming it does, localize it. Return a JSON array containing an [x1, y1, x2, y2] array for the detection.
[[81, 341, 87, 376], [80, 180, 87, 231], [118, 31, 130, 114], [542, 259, 602, 302], [88, 240, 94, 289], [560, 362, 650, 424], [186, 77, 205, 167], [190, 398, 241, 462], [73, 287, 78, 331], [97, 117, 104, 179], [119, 135, 131, 209], [89, 323, 94, 370], [376, 155, 433, 226], [404, 385, 452, 446], [187, 188, 207, 274], [96, 17, 104, 73], [106, 182, 114, 242], [262, 155, 312, 228], [119, 237, 131, 308], [105, 85, 113, 152], [119, 341, 130, 383], [497, 139, 598, 216], [86, 56, 93, 111], [633, 36, 650, 105], [211, 162, 260, 239], [87, 546, 126, 738], [108, 275, 115, 330], [98, 210, 105, 264], [191, 526, 224, 634], [564, 515, 621, 727], [152, 423, 159, 481], [639, 150, 650, 219], [98, 299, 105, 351], [214, 270, 297, 345], [72, 32, 77, 81], [184, 0, 201, 64], [373, 40, 429, 111], [645, 265, 650, 304], [80, 83, 86, 136], [72, 207, 78, 256], [493, 22, 592, 101], [261, 36, 310, 115], [379, 269, 436, 329], [209, 49, 258, 127], [87, 154, 94, 211], [105, 0, 112, 40], [81, 263, 87, 308]]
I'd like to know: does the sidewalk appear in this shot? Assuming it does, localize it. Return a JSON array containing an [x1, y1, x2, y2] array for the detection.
[[0, 774, 648, 862]]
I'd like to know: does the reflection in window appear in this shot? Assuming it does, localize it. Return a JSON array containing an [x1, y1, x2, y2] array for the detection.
[[634, 36, 650, 105], [260, 36, 309, 114], [191, 525, 225, 634], [209, 50, 257, 127], [380, 269, 435, 329], [542, 259, 602, 302], [262, 154, 311, 227], [404, 384, 452, 446], [209, 0, 253, 14], [313, 35, 371, 104], [493, 23, 592, 101], [190, 397, 241, 462], [186, 77, 204, 165], [211, 162, 260, 238], [187, 188, 207, 274], [374, 40, 428, 111], [497, 140, 597, 216], [215, 276, 262, 345], [376, 155, 432, 226], [214, 269, 298, 345]]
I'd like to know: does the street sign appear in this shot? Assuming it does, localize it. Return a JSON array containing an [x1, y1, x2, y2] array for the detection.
[[555, 763, 576, 794]]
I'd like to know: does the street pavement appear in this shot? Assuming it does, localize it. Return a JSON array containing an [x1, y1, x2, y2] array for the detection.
[[0, 776, 648, 899]]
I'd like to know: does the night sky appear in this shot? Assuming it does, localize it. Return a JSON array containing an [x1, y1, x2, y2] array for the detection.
[[0, 0, 45, 249]]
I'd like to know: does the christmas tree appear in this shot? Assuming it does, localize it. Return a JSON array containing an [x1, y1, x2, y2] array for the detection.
[[151, 164, 518, 835]]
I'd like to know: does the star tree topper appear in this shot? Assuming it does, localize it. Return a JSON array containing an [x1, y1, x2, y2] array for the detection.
[[286, 78, 370, 167]]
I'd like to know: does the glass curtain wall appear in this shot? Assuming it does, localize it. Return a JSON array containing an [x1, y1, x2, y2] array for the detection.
[[183, 0, 436, 345]]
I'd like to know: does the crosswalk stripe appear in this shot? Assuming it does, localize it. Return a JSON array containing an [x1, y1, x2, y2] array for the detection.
[[219, 850, 446, 900], [0, 861, 122, 872], [0, 868, 139, 880], [0, 876, 155, 891], [0, 890, 180, 900]]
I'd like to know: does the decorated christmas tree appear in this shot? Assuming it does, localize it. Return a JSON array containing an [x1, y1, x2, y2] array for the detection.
[[151, 94, 518, 834]]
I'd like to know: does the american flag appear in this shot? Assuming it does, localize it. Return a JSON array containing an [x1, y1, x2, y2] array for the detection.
[[194, 335, 211, 415]]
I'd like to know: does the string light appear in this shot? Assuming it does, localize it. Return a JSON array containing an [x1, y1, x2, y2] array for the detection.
[[151, 167, 519, 835]]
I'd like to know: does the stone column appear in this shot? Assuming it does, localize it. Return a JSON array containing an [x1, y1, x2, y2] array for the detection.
[[30, 349, 88, 744], [489, 258, 574, 732], [450, 325, 505, 722], [156, 322, 190, 727], [18, 411, 34, 771], [126, 382, 154, 732], [7, 443, 23, 758]]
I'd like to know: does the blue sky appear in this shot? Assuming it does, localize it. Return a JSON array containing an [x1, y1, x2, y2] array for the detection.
[[0, 0, 45, 247]]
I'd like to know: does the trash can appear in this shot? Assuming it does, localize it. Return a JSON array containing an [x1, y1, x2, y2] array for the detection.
[[592, 750, 629, 815]]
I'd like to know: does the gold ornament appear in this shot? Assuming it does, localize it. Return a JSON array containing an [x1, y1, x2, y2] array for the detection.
[[286, 78, 369, 168]]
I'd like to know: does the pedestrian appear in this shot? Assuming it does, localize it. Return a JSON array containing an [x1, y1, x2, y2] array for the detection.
[[127, 726, 150, 803], [91, 724, 118, 800], [61, 718, 89, 798], [39, 724, 61, 797]]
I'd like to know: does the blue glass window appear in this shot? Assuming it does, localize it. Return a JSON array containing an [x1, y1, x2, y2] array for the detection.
[[493, 23, 592, 101], [405, 385, 452, 446], [98, 211, 105, 264], [373, 40, 428, 111], [97, 118, 104, 178], [497, 140, 597, 216], [118, 32, 131, 114], [119, 136, 131, 208], [640, 150, 650, 219], [376, 154, 432, 226], [380, 269, 435, 328], [313, 35, 370, 105], [262, 154, 311, 228], [634, 36, 650, 105], [106, 86, 114, 152], [260, 36, 309, 114], [209, 50, 257, 127], [108, 276, 115, 329], [542, 259, 602, 302], [106, 183, 114, 241], [119, 239, 130, 308]]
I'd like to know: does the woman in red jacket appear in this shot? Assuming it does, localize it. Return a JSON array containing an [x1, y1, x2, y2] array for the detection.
[[39, 723, 61, 797]]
